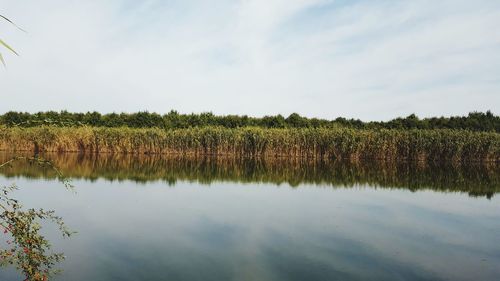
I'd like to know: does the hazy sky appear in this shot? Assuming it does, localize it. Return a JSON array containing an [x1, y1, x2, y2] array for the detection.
[[0, 0, 499, 121]]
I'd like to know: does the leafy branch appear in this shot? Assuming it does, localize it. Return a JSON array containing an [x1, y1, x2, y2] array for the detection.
[[0, 157, 74, 281]]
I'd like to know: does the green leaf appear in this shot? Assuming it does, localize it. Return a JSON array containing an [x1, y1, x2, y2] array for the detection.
[[0, 14, 26, 32], [0, 53, 5, 67], [0, 39, 18, 56]]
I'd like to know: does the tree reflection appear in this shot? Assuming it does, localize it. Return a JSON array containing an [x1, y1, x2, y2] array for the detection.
[[0, 157, 73, 281], [0, 153, 497, 198]]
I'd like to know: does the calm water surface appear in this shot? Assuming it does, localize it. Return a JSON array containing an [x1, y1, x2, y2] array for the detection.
[[0, 153, 499, 281]]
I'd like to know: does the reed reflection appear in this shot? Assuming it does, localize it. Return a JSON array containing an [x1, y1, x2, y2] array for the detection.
[[0, 153, 497, 198]]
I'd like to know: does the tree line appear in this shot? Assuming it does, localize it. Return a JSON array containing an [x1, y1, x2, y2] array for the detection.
[[0, 110, 498, 132]]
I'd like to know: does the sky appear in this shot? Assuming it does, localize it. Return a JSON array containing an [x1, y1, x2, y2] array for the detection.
[[0, 0, 499, 121]]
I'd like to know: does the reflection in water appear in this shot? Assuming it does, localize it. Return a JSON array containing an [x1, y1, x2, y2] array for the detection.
[[0, 152, 498, 198], [0, 152, 499, 281]]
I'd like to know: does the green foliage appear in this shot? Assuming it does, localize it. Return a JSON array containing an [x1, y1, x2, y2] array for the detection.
[[0, 14, 22, 66], [1, 111, 499, 132], [0, 157, 74, 280]]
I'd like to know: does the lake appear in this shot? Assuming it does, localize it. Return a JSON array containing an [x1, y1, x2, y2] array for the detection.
[[0, 153, 499, 281]]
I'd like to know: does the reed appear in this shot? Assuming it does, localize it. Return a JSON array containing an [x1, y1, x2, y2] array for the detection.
[[0, 126, 498, 162]]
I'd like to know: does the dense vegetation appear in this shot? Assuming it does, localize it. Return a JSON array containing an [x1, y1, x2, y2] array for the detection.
[[1, 153, 498, 198], [1, 110, 499, 132], [0, 126, 498, 162]]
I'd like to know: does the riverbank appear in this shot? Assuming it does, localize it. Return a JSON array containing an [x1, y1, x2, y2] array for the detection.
[[0, 126, 498, 162]]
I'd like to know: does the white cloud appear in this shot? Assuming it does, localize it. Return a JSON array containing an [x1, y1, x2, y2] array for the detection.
[[0, 0, 498, 120]]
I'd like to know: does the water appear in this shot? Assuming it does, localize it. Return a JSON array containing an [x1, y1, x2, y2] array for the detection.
[[0, 153, 499, 281]]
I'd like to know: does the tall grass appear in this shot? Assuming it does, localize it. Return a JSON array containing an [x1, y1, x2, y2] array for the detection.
[[0, 126, 498, 162]]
